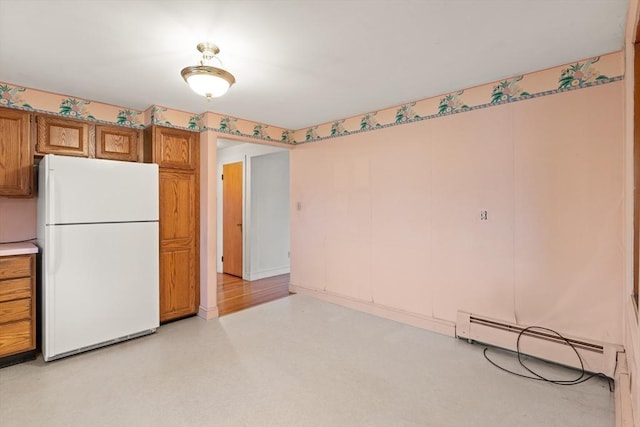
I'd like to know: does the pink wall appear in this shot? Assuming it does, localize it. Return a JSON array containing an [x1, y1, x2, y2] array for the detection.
[[290, 81, 624, 345], [198, 131, 219, 319], [0, 197, 36, 243], [624, 0, 640, 423]]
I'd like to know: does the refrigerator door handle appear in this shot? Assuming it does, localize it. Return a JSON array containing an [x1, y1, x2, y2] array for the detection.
[[45, 164, 56, 359], [48, 168, 56, 269], [48, 160, 55, 227], [44, 222, 55, 359]]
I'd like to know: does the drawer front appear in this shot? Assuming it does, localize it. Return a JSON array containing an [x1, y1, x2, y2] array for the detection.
[[0, 299, 31, 323], [0, 255, 32, 280], [0, 277, 31, 303], [0, 320, 33, 356]]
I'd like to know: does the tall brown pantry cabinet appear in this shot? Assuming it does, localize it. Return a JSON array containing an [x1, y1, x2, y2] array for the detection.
[[144, 126, 200, 322]]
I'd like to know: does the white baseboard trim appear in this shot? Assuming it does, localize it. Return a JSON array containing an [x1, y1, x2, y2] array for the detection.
[[621, 298, 639, 427], [289, 285, 455, 337], [615, 351, 635, 427], [246, 266, 290, 281], [198, 305, 219, 320]]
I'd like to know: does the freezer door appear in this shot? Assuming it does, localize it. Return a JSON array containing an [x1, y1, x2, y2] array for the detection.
[[43, 154, 159, 225], [42, 221, 159, 360]]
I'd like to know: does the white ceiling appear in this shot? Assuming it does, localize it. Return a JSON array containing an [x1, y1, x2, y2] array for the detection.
[[0, 0, 629, 130]]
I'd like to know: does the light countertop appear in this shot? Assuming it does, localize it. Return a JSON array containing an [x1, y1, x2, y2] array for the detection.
[[0, 242, 39, 257]]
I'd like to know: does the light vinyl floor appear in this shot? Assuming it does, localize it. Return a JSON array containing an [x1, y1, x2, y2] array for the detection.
[[0, 294, 613, 426]]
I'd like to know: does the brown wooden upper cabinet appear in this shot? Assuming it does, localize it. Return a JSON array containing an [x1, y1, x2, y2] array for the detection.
[[36, 115, 90, 157], [0, 108, 32, 196], [144, 126, 197, 170], [95, 125, 139, 162]]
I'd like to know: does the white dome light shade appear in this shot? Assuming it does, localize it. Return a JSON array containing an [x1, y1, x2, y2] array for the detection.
[[181, 43, 236, 99], [181, 65, 235, 98]]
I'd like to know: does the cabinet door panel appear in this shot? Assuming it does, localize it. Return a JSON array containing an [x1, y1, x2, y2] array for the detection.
[[158, 169, 199, 322], [159, 171, 196, 242], [0, 108, 31, 196], [36, 115, 89, 157], [155, 127, 197, 170], [159, 247, 196, 321], [96, 125, 139, 161]]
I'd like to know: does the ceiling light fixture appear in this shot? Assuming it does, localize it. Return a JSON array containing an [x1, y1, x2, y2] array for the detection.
[[181, 42, 236, 99]]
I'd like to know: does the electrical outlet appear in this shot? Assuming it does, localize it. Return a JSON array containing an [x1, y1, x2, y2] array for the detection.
[[480, 210, 488, 220]]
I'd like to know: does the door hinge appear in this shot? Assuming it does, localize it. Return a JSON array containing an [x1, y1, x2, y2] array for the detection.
[[221, 174, 224, 180], [221, 256, 224, 262]]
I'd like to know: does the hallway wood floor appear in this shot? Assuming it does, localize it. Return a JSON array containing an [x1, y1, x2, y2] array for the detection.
[[217, 273, 292, 316]]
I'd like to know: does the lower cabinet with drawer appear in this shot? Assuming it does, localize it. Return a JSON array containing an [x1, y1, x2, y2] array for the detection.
[[0, 254, 36, 367]]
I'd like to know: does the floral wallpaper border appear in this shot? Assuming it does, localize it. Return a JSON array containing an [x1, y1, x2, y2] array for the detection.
[[0, 84, 145, 129], [146, 105, 294, 144], [292, 53, 624, 144], [294, 74, 624, 144], [0, 82, 293, 144], [0, 52, 623, 146]]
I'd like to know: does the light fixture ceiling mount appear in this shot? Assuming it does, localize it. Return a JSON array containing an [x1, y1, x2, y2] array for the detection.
[[181, 42, 235, 99]]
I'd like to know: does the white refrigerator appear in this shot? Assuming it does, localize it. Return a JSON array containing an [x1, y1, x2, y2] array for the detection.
[[37, 154, 159, 361]]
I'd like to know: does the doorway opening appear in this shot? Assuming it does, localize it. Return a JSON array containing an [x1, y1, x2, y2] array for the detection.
[[216, 138, 292, 315], [222, 161, 243, 277]]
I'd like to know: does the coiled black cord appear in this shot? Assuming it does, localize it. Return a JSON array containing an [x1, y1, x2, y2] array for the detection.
[[482, 326, 613, 391]]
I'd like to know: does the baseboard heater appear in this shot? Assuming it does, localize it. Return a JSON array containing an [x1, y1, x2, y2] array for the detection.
[[456, 311, 621, 378]]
